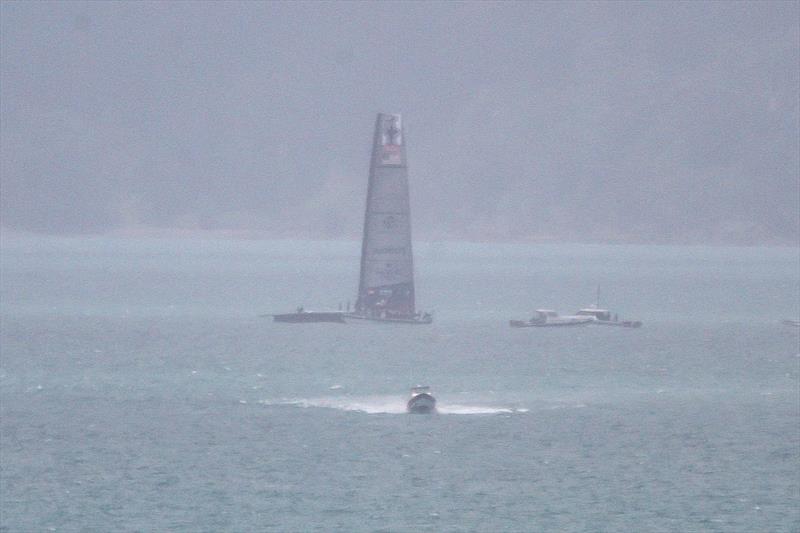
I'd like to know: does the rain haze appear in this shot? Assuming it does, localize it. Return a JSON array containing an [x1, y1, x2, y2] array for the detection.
[[1, 1, 798, 244], [2, 3, 800, 532]]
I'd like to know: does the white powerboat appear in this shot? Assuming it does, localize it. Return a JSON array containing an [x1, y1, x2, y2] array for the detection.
[[407, 386, 437, 414], [575, 308, 642, 328], [510, 309, 594, 328]]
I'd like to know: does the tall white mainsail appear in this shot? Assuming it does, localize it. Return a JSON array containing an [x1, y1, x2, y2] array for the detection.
[[355, 113, 418, 318]]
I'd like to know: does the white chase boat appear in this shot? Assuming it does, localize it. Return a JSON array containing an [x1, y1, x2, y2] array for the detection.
[[406, 385, 437, 414], [572, 287, 642, 328], [575, 308, 642, 328], [510, 309, 595, 328]]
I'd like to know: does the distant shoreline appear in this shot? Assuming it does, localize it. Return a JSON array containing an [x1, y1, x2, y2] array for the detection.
[[1, 226, 797, 248]]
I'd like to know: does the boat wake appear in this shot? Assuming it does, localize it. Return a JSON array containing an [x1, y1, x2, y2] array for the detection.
[[259, 395, 527, 415]]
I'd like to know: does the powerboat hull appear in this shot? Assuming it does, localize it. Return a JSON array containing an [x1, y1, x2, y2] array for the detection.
[[510, 309, 595, 328], [575, 308, 642, 328], [407, 392, 437, 413], [510, 318, 593, 328], [591, 320, 642, 328]]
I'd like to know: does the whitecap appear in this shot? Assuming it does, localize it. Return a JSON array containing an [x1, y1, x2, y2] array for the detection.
[[438, 404, 514, 415]]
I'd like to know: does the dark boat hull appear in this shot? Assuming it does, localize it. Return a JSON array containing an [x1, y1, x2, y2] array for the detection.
[[272, 312, 345, 323], [345, 313, 432, 325], [407, 393, 437, 413]]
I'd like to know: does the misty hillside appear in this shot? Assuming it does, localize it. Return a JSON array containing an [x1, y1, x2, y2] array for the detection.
[[1, 2, 798, 245]]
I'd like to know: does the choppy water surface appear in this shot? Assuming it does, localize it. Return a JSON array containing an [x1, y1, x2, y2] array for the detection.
[[1, 236, 798, 531]]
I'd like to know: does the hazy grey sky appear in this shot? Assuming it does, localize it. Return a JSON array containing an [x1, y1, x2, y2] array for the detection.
[[1, 1, 798, 244]]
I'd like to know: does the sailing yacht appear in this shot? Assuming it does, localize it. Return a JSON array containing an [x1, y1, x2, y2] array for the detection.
[[345, 113, 432, 325]]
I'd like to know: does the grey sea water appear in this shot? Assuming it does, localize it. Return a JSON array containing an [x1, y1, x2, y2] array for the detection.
[[1, 236, 798, 532]]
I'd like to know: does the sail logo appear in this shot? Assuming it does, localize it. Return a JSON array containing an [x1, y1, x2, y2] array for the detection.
[[380, 145, 402, 166], [380, 115, 402, 146], [379, 114, 403, 166]]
